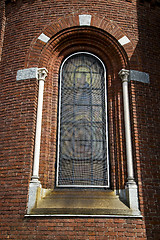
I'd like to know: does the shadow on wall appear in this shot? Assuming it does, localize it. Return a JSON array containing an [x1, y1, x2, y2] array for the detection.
[[129, 1, 160, 239]]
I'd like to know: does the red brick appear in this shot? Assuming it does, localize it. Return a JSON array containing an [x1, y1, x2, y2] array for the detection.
[[0, 0, 159, 239]]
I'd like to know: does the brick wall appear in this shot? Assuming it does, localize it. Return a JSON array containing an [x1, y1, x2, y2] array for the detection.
[[0, 0, 159, 239], [133, 2, 160, 239], [0, 0, 6, 61]]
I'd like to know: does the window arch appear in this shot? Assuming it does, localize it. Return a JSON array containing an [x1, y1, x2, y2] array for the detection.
[[56, 52, 110, 188], [26, 27, 141, 216]]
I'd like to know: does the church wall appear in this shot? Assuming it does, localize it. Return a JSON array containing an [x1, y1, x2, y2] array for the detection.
[[0, 0, 159, 239]]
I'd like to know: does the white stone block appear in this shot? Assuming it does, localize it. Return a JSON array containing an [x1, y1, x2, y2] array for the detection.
[[16, 68, 38, 81], [27, 181, 41, 214], [79, 15, 92, 26], [38, 33, 50, 43], [125, 183, 141, 216], [118, 36, 130, 46]]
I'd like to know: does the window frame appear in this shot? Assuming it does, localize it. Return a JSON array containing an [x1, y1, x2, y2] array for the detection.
[[56, 52, 110, 188]]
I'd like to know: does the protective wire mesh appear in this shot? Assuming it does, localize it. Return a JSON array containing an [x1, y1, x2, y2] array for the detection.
[[57, 53, 108, 187]]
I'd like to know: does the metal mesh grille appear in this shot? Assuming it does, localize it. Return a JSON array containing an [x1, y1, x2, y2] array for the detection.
[[57, 53, 109, 187]]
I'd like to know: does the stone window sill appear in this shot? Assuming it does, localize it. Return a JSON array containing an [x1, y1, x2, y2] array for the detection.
[[26, 187, 142, 217]]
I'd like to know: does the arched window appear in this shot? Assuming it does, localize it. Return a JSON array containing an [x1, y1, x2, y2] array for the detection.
[[56, 52, 109, 187]]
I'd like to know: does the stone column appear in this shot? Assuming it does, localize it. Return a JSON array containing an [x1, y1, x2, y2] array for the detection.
[[119, 69, 135, 184], [119, 69, 140, 215], [31, 68, 48, 182], [27, 68, 48, 214]]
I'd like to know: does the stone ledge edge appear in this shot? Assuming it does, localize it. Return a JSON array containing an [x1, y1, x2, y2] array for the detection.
[[25, 214, 143, 218]]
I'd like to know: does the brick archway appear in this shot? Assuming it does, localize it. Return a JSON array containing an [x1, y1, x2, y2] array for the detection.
[[25, 14, 141, 70], [25, 14, 141, 189]]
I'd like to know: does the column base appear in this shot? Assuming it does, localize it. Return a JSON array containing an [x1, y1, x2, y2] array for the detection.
[[27, 180, 42, 214], [125, 182, 141, 215], [118, 182, 141, 216]]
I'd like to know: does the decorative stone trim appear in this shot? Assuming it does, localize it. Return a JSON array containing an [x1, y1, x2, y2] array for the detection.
[[79, 15, 92, 26], [38, 33, 50, 43], [129, 70, 150, 84], [27, 68, 48, 214], [119, 69, 135, 183], [119, 69, 141, 216], [16, 68, 38, 81], [37, 68, 48, 82], [25, 14, 141, 69], [118, 36, 131, 46], [31, 68, 48, 182]]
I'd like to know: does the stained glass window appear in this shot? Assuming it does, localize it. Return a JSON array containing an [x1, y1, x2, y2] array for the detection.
[[56, 52, 109, 187]]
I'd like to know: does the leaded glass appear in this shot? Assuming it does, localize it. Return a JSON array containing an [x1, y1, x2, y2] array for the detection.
[[56, 52, 109, 187]]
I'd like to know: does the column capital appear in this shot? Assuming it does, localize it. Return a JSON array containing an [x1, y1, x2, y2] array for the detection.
[[38, 68, 48, 81], [119, 69, 129, 82]]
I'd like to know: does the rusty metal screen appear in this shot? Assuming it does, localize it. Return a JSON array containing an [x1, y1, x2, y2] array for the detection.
[[56, 52, 109, 187]]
